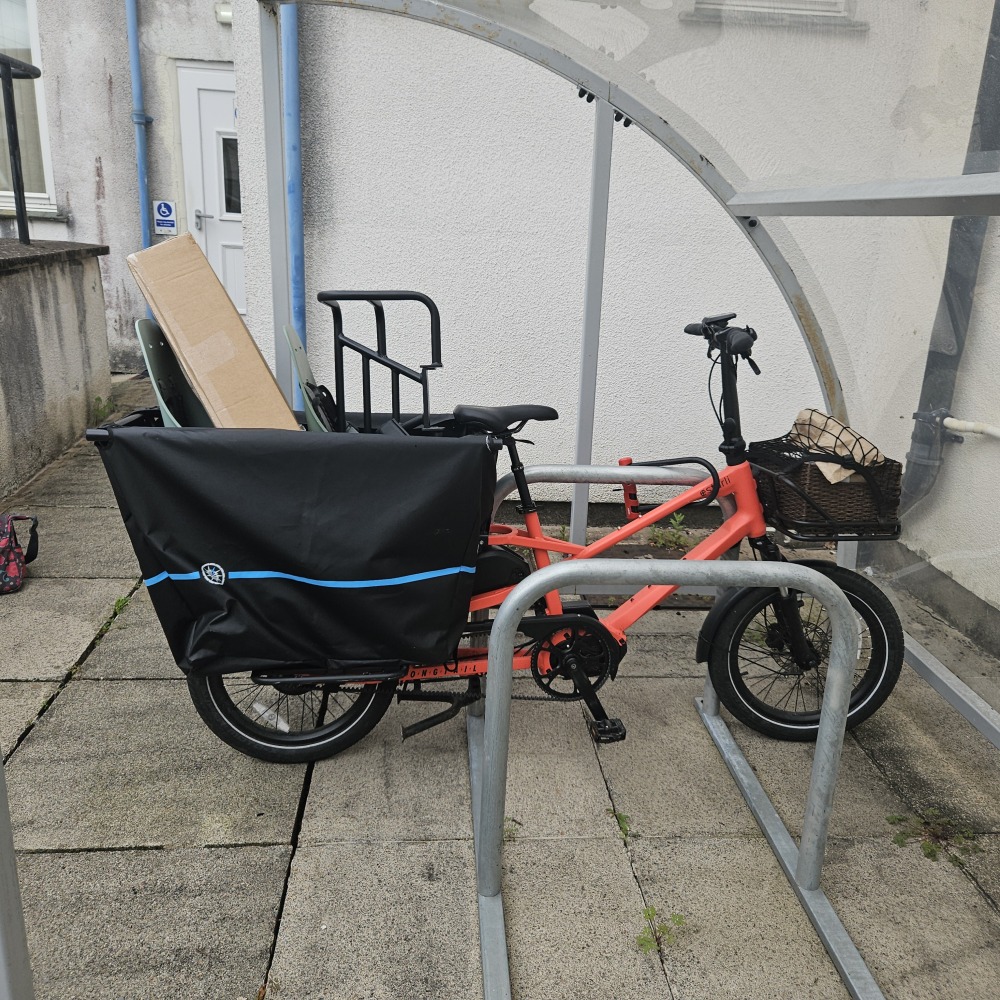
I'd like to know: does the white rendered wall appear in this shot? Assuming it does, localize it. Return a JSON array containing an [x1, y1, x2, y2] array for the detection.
[[235, 4, 819, 499]]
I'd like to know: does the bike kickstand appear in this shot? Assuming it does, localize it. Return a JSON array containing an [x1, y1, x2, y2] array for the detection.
[[563, 655, 627, 744]]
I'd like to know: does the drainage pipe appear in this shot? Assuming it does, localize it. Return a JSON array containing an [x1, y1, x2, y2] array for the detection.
[[942, 417, 1000, 441], [280, 3, 306, 409], [900, 0, 1000, 512], [125, 0, 152, 249]]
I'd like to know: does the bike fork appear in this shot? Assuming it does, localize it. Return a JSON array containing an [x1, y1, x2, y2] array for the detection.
[[750, 535, 821, 670]]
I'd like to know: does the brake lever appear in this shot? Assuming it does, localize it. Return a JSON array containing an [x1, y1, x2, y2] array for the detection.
[[747, 357, 761, 375]]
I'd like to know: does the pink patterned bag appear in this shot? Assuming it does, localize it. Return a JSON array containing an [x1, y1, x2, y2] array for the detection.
[[0, 515, 38, 594]]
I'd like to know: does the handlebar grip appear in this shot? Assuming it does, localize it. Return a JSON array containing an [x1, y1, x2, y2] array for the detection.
[[727, 328, 757, 356], [684, 323, 705, 336]]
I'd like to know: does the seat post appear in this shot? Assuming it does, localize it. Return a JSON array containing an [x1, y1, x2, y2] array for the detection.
[[505, 437, 537, 514]]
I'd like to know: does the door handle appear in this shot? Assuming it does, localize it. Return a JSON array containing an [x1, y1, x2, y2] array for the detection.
[[194, 208, 214, 231]]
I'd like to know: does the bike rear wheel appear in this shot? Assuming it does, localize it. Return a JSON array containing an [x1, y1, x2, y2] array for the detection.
[[187, 670, 396, 763], [707, 565, 903, 740]]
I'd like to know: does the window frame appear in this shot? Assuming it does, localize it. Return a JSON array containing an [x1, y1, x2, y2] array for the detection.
[[0, 0, 58, 217]]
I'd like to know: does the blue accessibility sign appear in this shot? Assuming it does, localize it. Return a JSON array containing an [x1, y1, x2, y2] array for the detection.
[[153, 200, 177, 235]]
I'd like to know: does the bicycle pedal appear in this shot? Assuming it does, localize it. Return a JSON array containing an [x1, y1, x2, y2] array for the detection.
[[587, 717, 627, 744]]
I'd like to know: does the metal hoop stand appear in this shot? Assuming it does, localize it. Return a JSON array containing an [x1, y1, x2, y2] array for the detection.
[[470, 466, 885, 1000]]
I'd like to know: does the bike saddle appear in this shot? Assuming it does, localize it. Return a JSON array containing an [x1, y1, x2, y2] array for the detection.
[[452, 404, 558, 434]]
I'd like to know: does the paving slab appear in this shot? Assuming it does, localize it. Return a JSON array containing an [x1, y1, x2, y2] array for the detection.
[[0, 681, 61, 757], [503, 696, 619, 840], [79, 585, 178, 680], [502, 837, 669, 999], [894, 587, 1000, 708], [595, 678, 762, 838], [268, 840, 482, 1000], [613, 603, 704, 679], [604, 607, 708, 637], [616, 644, 705, 679], [6, 678, 305, 850], [6, 446, 118, 507], [629, 835, 846, 999], [727, 721, 910, 838], [301, 695, 474, 845], [959, 832, 1000, 910], [22, 506, 138, 579], [0, 577, 132, 681], [109, 374, 157, 412], [849, 666, 1000, 830], [823, 836, 1000, 999], [19, 845, 290, 1000]]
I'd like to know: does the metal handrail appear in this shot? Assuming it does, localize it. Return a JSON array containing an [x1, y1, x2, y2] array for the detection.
[[0, 52, 41, 245]]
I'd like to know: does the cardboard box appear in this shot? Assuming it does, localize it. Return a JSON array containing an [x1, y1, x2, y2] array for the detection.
[[127, 234, 300, 430]]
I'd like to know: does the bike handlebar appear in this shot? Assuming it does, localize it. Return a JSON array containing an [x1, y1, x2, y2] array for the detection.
[[685, 312, 757, 360], [686, 311, 760, 465]]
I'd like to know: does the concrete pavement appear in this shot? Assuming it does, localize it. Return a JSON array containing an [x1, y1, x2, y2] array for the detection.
[[1, 376, 998, 998]]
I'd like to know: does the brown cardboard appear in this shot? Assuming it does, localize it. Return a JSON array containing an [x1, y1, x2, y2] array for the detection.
[[127, 234, 300, 430]]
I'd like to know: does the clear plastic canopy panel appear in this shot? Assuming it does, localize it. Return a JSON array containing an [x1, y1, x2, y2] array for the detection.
[[306, 1, 996, 187], [301, 0, 1000, 624]]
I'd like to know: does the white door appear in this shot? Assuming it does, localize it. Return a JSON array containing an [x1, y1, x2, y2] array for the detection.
[[177, 63, 246, 314]]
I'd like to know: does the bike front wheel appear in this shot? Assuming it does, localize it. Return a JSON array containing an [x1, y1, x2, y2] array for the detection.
[[187, 670, 396, 763], [707, 564, 903, 741]]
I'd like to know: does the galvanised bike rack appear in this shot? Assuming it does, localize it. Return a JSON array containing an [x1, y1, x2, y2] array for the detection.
[[0, 748, 35, 998], [469, 557, 884, 1000]]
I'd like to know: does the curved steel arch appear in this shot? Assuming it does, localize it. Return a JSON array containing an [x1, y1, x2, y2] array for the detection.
[[297, 0, 846, 418]]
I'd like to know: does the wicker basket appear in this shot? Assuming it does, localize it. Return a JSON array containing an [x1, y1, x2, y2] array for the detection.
[[749, 436, 902, 542]]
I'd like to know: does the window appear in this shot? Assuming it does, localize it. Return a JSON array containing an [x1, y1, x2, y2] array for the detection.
[[0, 0, 55, 213], [698, 0, 847, 13], [221, 135, 242, 215], [683, 0, 867, 31]]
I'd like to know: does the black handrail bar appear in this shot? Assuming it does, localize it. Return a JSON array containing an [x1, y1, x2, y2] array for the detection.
[[317, 290, 443, 433], [0, 52, 41, 245]]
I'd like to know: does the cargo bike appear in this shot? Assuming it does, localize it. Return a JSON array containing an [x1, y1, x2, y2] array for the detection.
[[91, 302, 905, 763]]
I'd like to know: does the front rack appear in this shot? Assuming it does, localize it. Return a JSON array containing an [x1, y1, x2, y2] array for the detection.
[[749, 436, 902, 542]]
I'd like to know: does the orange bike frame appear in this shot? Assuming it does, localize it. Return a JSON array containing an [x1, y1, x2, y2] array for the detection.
[[399, 461, 767, 683]]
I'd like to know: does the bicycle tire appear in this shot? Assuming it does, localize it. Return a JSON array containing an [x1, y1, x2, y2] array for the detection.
[[707, 564, 903, 741], [187, 670, 396, 763]]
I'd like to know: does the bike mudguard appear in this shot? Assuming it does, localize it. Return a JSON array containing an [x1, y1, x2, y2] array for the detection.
[[694, 558, 836, 663], [94, 423, 497, 675]]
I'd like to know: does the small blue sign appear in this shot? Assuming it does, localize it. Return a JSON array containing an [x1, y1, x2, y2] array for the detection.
[[153, 200, 177, 235]]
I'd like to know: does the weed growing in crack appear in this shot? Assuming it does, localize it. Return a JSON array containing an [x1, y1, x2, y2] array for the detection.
[[637, 905, 686, 955], [606, 808, 631, 843], [887, 808, 982, 865], [503, 816, 523, 842]]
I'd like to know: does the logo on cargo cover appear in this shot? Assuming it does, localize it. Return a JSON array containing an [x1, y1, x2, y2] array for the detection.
[[201, 563, 226, 586]]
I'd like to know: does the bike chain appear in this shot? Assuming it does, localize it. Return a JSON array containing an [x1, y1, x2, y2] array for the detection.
[[464, 632, 573, 702]]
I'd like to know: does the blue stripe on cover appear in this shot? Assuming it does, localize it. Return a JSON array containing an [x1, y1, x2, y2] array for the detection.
[[143, 571, 200, 586], [144, 565, 476, 590]]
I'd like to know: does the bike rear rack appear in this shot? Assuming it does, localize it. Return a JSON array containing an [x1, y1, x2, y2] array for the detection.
[[317, 290, 442, 433]]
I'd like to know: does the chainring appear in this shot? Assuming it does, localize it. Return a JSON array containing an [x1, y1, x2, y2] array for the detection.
[[529, 622, 616, 701]]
